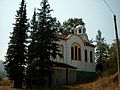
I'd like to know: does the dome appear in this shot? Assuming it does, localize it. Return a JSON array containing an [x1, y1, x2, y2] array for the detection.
[[74, 25, 86, 35], [75, 25, 83, 29]]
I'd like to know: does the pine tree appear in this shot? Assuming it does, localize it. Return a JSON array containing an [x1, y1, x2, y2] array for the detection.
[[27, 8, 38, 66], [26, 8, 38, 88], [26, 0, 60, 87], [95, 30, 109, 61], [95, 30, 109, 73], [4, 0, 29, 88]]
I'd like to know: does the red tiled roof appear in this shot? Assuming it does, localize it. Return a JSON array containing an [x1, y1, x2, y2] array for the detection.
[[84, 42, 96, 47], [57, 34, 95, 48], [57, 35, 67, 40]]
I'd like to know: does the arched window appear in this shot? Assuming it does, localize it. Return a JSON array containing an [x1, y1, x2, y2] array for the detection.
[[75, 46, 77, 60], [71, 47, 74, 60], [78, 48, 81, 60], [59, 45, 64, 58], [79, 29, 81, 33], [71, 42, 81, 60], [85, 50, 87, 62]]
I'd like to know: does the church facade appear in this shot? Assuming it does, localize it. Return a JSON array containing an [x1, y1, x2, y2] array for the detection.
[[50, 25, 96, 86]]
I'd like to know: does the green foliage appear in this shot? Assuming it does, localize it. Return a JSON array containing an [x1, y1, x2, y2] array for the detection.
[[4, 0, 29, 88], [26, 0, 60, 87], [95, 30, 109, 61], [102, 41, 120, 76], [60, 18, 85, 35], [95, 30, 110, 74], [94, 30, 120, 76]]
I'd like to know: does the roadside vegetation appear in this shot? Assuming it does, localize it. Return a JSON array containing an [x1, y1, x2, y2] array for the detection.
[[2, 0, 120, 89], [0, 79, 11, 86]]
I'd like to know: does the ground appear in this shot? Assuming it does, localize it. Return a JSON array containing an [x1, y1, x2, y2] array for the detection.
[[0, 74, 120, 90], [0, 86, 16, 90], [69, 74, 120, 90]]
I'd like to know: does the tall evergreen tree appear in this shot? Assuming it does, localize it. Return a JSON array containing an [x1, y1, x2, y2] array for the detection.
[[27, 8, 38, 65], [26, 8, 38, 88], [27, 0, 60, 87], [95, 30, 109, 73], [95, 30, 109, 61], [4, 0, 29, 88]]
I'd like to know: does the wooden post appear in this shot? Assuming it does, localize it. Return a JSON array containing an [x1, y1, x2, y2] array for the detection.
[[114, 15, 120, 86]]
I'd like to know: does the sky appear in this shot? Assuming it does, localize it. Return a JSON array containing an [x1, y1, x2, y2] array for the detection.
[[0, 0, 120, 60]]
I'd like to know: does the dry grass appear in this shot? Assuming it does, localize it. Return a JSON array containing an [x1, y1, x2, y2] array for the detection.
[[70, 74, 120, 90], [0, 74, 120, 90], [0, 79, 11, 86], [0, 86, 17, 90], [0, 79, 14, 90]]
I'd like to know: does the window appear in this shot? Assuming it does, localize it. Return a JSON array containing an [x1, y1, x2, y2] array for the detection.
[[75, 46, 77, 60], [71, 42, 81, 60], [85, 50, 87, 62], [71, 47, 74, 60], [90, 51, 93, 63], [79, 29, 81, 33], [78, 48, 81, 60], [60, 45, 64, 58]]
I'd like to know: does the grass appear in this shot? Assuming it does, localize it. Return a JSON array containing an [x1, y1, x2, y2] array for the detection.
[[0, 74, 120, 90], [0, 79, 11, 86], [69, 74, 120, 90], [0, 86, 68, 90]]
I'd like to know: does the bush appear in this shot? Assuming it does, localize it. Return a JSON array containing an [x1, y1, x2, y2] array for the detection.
[[0, 79, 11, 86]]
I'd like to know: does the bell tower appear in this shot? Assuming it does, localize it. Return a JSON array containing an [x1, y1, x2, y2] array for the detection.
[[74, 25, 86, 35], [74, 25, 89, 42]]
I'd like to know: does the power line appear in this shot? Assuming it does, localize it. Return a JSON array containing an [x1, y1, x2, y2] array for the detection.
[[103, 0, 115, 15], [103, 0, 120, 87]]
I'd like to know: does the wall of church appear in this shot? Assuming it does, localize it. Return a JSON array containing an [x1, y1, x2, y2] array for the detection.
[[52, 68, 66, 86], [51, 67, 76, 86], [52, 34, 96, 73], [83, 46, 96, 72], [66, 35, 95, 72]]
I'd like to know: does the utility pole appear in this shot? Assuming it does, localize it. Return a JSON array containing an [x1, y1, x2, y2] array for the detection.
[[114, 15, 120, 86], [103, 0, 120, 86]]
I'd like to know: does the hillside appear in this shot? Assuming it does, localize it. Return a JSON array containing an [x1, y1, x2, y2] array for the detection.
[[70, 74, 120, 90]]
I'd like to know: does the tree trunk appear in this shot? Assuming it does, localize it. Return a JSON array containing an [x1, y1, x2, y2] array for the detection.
[[14, 79, 23, 89]]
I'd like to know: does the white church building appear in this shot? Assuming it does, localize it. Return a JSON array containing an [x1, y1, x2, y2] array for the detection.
[[49, 25, 96, 86]]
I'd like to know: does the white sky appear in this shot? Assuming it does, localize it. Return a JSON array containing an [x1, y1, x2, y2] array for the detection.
[[0, 0, 120, 60]]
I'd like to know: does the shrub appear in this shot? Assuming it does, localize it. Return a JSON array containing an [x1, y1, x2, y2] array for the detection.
[[0, 79, 11, 86]]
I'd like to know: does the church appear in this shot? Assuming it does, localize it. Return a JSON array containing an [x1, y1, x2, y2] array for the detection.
[[48, 25, 96, 86]]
